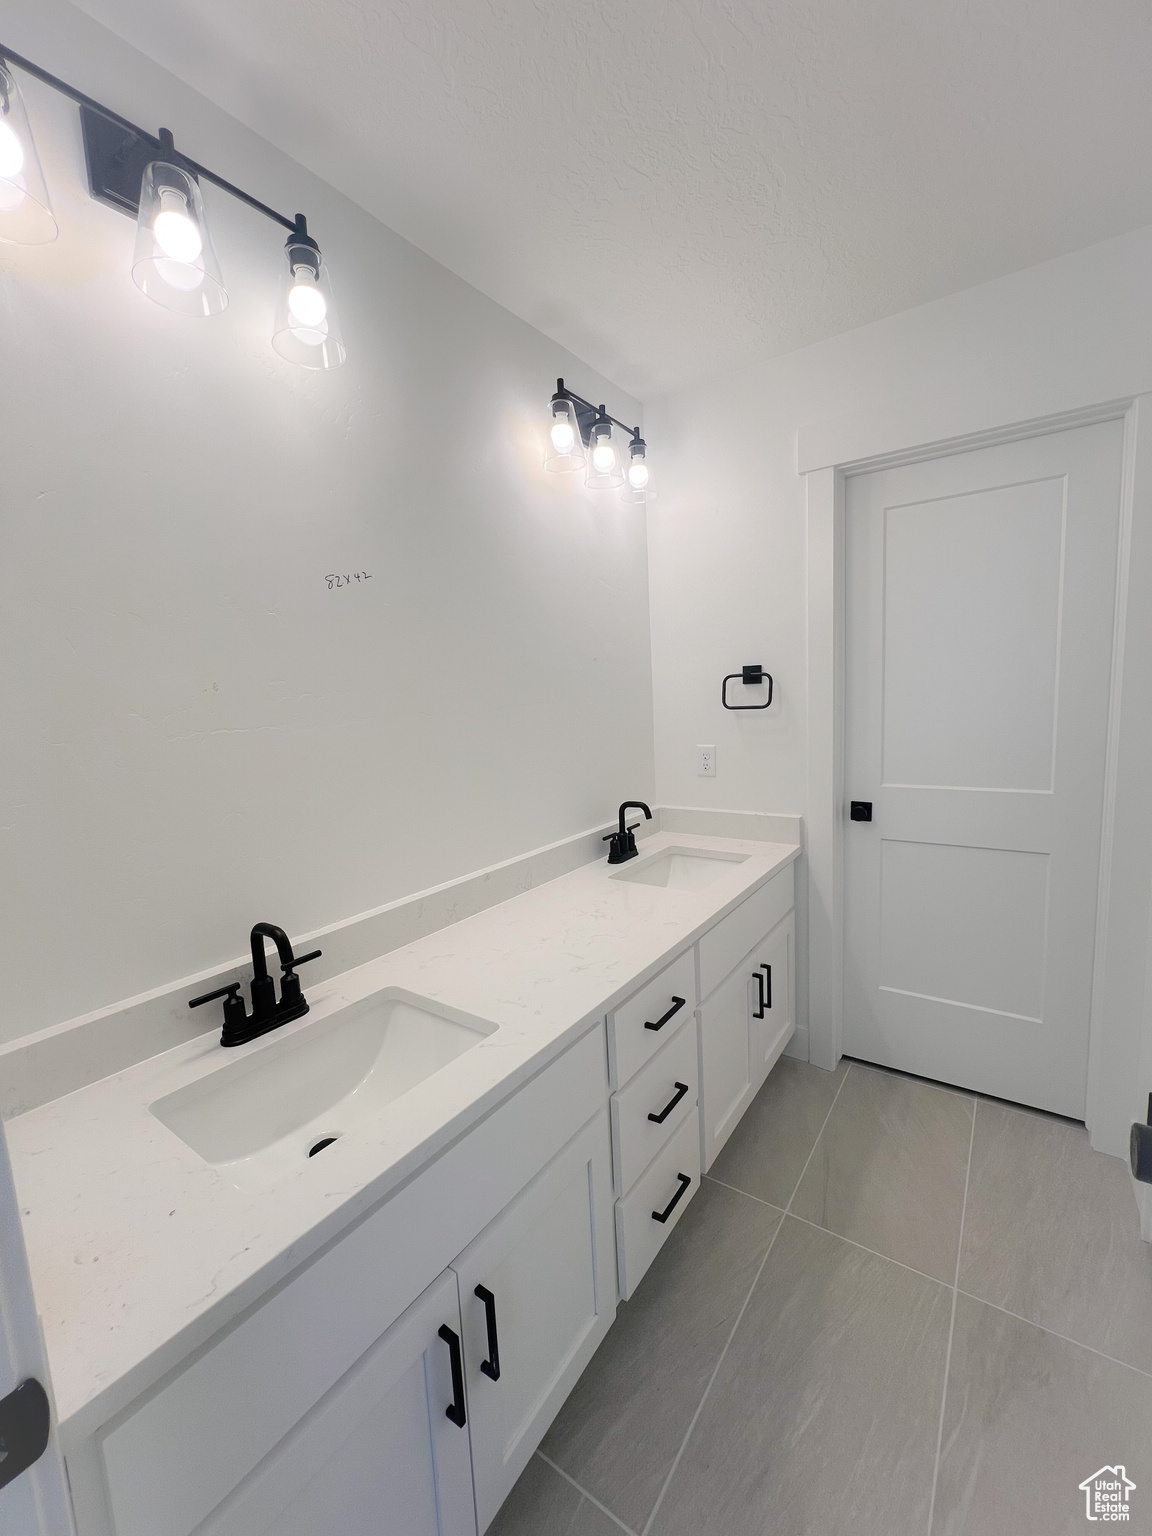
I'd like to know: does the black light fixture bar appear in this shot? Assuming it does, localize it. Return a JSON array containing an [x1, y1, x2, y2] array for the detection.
[[554, 378, 641, 447], [0, 43, 297, 232]]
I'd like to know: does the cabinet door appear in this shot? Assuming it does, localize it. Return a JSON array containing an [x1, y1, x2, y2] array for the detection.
[[753, 913, 795, 1089], [698, 950, 759, 1171], [200, 1270, 476, 1536], [452, 1110, 616, 1531]]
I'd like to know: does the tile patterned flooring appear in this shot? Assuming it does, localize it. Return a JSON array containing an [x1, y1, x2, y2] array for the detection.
[[489, 1058, 1152, 1536]]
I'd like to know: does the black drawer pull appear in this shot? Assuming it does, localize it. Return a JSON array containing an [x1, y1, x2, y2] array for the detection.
[[752, 970, 766, 1019], [645, 996, 686, 1032], [474, 1284, 501, 1381], [438, 1324, 467, 1427], [648, 1081, 690, 1125], [652, 1172, 692, 1224], [760, 963, 772, 1010]]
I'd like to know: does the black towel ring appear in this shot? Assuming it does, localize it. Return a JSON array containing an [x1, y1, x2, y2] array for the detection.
[[722, 664, 774, 711]]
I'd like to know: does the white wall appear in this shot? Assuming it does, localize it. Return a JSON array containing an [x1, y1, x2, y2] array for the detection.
[[647, 224, 1152, 1158], [0, 0, 654, 1046]]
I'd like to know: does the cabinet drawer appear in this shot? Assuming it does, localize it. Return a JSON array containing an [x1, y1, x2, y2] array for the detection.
[[615, 1110, 700, 1300], [97, 1026, 606, 1536], [611, 1018, 699, 1197], [698, 866, 794, 1002], [607, 948, 696, 1089]]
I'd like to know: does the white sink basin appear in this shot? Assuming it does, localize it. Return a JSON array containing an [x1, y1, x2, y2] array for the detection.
[[151, 989, 496, 1188], [612, 845, 750, 891]]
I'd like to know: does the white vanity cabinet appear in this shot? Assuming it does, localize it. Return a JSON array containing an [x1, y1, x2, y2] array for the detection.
[[52, 846, 800, 1536], [73, 1027, 612, 1536], [198, 1270, 476, 1536], [698, 868, 795, 1171], [452, 1111, 615, 1529]]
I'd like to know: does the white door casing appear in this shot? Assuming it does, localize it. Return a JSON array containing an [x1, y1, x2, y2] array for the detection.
[[843, 421, 1124, 1115], [0, 1118, 75, 1536]]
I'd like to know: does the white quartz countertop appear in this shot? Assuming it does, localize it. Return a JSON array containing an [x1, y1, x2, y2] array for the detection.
[[7, 831, 798, 1439]]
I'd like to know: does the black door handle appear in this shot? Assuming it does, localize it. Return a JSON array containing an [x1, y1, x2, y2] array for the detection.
[[648, 1081, 690, 1125], [0, 1378, 51, 1493], [652, 1172, 692, 1224], [645, 996, 686, 1032], [850, 801, 873, 822], [438, 1325, 467, 1427], [752, 969, 768, 1019], [474, 1284, 501, 1381], [760, 963, 772, 1010]]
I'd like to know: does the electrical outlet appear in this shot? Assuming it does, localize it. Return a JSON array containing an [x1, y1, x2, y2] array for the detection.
[[698, 744, 716, 777]]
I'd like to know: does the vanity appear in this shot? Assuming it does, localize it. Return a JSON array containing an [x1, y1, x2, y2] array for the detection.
[[6, 831, 798, 1536]]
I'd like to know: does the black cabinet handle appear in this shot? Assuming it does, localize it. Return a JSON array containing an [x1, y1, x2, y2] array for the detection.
[[438, 1325, 467, 1427], [652, 1172, 692, 1224], [648, 1081, 690, 1125], [760, 963, 772, 1010], [474, 1284, 501, 1381], [0, 1379, 50, 1493], [752, 970, 766, 1019], [645, 996, 686, 1032]]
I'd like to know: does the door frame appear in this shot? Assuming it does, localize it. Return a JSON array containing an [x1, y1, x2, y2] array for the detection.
[[803, 394, 1152, 1162]]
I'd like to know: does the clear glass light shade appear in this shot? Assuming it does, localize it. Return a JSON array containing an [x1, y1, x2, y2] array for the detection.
[[543, 396, 585, 472], [0, 65, 57, 245], [132, 161, 227, 316], [272, 241, 345, 369], [585, 420, 624, 490], [620, 439, 652, 504]]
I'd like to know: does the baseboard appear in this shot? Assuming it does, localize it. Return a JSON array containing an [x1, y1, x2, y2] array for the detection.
[[783, 1024, 810, 1063]]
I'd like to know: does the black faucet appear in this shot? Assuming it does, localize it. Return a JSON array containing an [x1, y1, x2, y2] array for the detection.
[[603, 801, 652, 864], [188, 923, 323, 1047]]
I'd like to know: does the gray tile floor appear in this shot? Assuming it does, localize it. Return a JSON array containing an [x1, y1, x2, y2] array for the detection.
[[489, 1058, 1152, 1536]]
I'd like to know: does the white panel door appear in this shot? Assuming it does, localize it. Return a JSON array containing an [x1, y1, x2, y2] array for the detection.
[[0, 1121, 74, 1536], [844, 420, 1123, 1115], [199, 1268, 475, 1536], [452, 1111, 615, 1532]]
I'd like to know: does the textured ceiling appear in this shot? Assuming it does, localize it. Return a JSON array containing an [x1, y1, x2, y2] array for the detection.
[[67, 0, 1152, 396]]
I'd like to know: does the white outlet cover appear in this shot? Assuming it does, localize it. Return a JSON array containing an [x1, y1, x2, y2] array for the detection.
[[698, 744, 716, 777]]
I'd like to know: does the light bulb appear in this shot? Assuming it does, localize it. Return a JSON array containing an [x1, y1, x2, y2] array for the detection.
[[153, 190, 202, 263], [628, 461, 650, 489], [592, 441, 615, 472], [550, 418, 576, 453], [288, 273, 328, 329], [0, 119, 25, 180]]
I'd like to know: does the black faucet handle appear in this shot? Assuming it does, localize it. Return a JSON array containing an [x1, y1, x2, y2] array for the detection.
[[189, 982, 242, 1009], [282, 947, 322, 972]]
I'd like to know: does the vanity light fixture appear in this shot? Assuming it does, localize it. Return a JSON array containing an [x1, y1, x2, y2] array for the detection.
[[544, 379, 650, 503], [271, 214, 346, 369], [0, 60, 57, 245], [620, 434, 651, 505], [131, 136, 227, 317], [0, 44, 346, 366], [544, 389, 586, 472], [585, 408, 625, 490]]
